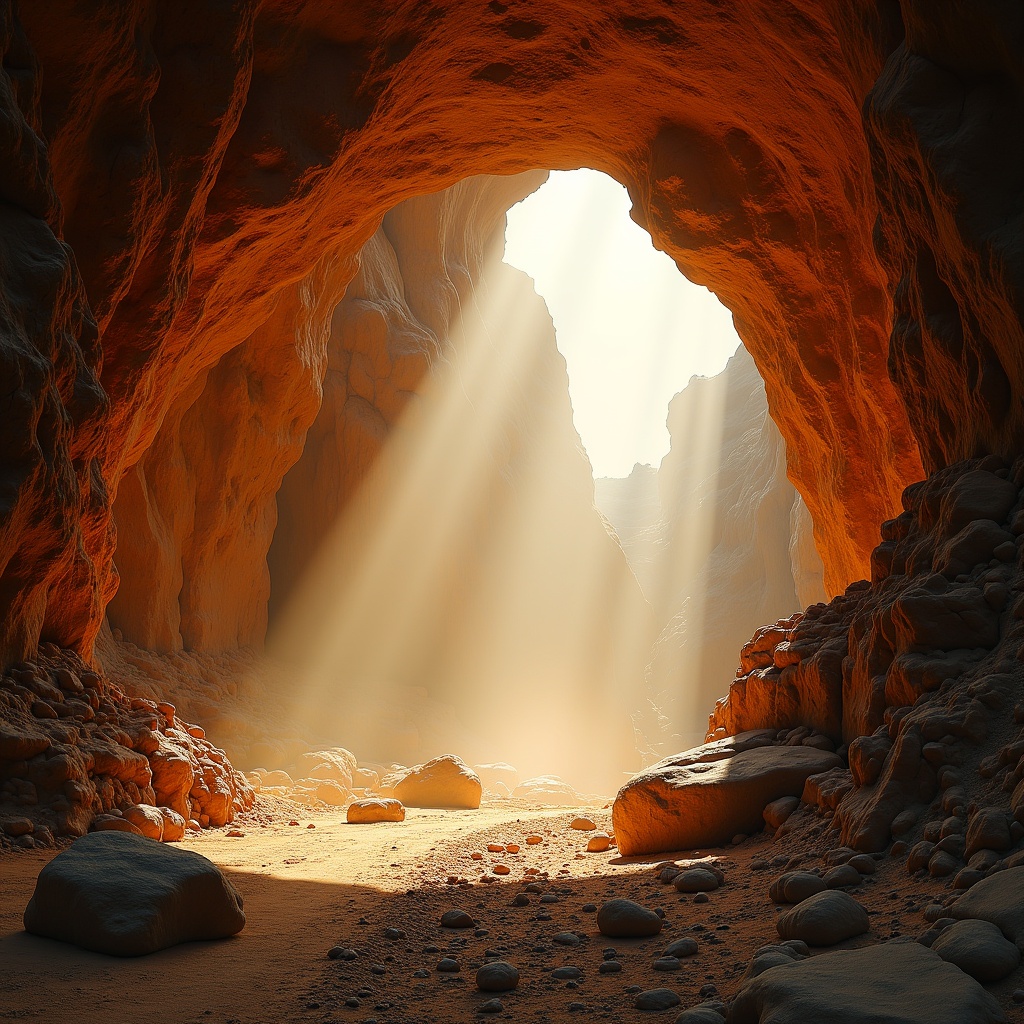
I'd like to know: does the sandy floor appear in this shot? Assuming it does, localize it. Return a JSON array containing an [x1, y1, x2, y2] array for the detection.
[[2, 800, 1024, 1024]]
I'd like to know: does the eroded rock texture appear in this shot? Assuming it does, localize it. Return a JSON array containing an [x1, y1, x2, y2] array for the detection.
[[705, 457, 1024, 858], [0, 1, 1020, 834], [0, 646, 253, 844], [13, 0, 1014, 666]]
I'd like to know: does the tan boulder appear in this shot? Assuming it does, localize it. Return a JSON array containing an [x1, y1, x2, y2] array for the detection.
[[393, 755, 481, 809], [347, 798, 406, 823], [91, 815, 143, 836], [613, 731, 840, 855], [314, 780, 350, 806], [121, 804, 165, 841], [159, 807, 186, 842]]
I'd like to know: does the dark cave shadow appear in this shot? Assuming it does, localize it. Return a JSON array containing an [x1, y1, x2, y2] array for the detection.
[[0, 855, 779, 1024]]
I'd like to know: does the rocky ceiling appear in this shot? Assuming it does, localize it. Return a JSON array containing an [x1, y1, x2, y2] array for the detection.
[[0, 0, 1020, 665]]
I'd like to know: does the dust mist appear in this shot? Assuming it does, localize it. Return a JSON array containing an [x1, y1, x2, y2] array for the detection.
[[262, 172, 741, 796]]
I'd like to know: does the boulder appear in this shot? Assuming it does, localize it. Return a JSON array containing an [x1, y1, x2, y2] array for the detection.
[[597, 899, 663, 938], [394, 755, 481, 809], [23, 831, 245, 955], [347, 798, 406, 823], [931, 919, 1020, 982], [613, 732, 840, 855], [951, 865, 1024, 948], [775, 890, 869, 946], [730, 941, 1002, 1023], [121, 804, 165, 841]]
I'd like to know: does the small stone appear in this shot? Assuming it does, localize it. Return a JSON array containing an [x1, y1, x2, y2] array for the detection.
[[511, 894, 529, 907], [552, 966, 583, 979], [769, 871, 827, 904], [824, 864, 861, 888], [847, 854, 876, 875], [599, 960, 621, 974], [347, 798, 406, 824], [478, 998, 504, 1013], [571, 817, 596, 830], [582, 903, 597, 912], [526, 835, 543, 844], [928, 851, 960, 878], [384, 927, 405, 940], [693, 893, 709, 905], [673, 868, 719, 893], [635, 989, 680, 1011], [664, 937, 698, 958], [437, 958, 461, 972], [776, 890, 869, 946], [476, 961, 519, 992], [587, 833, 612, 852], [931, 919, 1020, 982], [553, 931, 581, 946], [413, 969, 430, 978], [493, 864, 510, 875], [597, 899, 663, 938], [653, 956, 681, 971], [328, 946, 358, 960], [441, 909, 475, 929]]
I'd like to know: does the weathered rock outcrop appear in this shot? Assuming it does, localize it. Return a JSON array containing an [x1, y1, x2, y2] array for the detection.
[[612, 730, 840, 856], [706, 456, 1024, 858], [14, 0, 1023, 665], [0, 646, 254, 842], [0, 3, 1020, 843]]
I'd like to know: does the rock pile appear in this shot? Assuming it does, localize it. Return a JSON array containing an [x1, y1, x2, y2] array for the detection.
[[0, 648, 254, 843], [691, 458, 1024, 869]]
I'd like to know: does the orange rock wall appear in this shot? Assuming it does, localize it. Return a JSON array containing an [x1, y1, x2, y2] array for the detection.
[[0, 0, 1020, 667]]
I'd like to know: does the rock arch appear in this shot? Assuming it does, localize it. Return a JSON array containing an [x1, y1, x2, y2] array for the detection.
[[2, 0, 1020, 664]]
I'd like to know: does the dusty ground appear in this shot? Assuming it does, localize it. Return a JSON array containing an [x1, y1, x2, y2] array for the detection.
[[2, 799, 1024, 1024]]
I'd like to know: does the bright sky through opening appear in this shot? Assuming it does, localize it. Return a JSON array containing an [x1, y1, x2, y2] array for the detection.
[[504, 169, 741, 479]]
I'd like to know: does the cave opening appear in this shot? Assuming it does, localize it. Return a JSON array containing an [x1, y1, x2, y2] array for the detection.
[[239, 167, 827, 797]]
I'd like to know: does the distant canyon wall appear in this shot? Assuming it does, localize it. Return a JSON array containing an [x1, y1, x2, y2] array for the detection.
[[596, 346, 827, 757]]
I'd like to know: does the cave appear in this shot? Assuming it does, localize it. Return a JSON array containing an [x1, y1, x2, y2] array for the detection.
[[1, 3, 1023, 1021]]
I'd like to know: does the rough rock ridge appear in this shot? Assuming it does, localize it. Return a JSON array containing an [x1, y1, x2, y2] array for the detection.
[[702, 456, 1024, 866]]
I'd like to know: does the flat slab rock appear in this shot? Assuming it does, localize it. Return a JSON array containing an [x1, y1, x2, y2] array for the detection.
[[347, 798, 406, 824], [730, 940, 1003, 1024], [23, 830, 245, 956], [612, 731, 840, 855]]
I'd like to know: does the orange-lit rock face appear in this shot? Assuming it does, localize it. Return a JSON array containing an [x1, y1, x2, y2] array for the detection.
[[2, 0, 1021, 665]]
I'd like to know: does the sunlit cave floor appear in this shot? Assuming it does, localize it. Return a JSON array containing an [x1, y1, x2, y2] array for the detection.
[[3, 799, 1024, 1024]]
